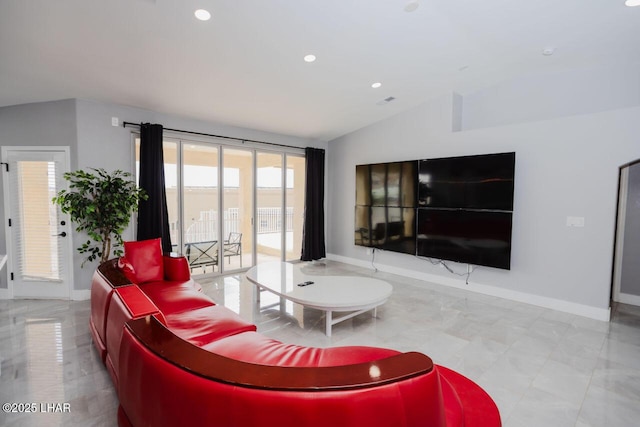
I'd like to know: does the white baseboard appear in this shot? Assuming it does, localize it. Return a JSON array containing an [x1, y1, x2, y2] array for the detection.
[[0, 288, 90, 300], [327, 253, 611, 322], [71, 289, 91, 301], [616, 292, 640, 307]]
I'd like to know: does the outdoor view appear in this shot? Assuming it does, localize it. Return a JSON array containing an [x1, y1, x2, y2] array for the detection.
[[136, 138, 305, 275]]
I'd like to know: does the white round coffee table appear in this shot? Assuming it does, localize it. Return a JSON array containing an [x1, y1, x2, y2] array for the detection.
[[246, 262, 393, 336]]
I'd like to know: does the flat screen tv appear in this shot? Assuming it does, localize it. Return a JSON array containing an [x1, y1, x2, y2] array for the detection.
[[355, 153, 515, 269], [355, 160, 417, 255], [416, 208, 513, 270], [418, 152, 515, 211], [355, 206, 416, 254]]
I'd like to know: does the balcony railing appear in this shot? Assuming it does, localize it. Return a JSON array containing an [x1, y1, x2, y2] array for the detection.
[[170, 207, 294, 244]]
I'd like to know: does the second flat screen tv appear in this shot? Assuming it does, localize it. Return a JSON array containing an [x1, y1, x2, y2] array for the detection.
[[418, 152, 515, 211], [416, 152, 515, 270], [416, 209, 513, 270]]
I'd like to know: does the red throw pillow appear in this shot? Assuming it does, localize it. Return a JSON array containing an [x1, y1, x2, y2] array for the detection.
[[123, 238, 164, 283]]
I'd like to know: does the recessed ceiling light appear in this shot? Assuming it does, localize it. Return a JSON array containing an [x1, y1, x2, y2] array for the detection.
[[194, 9, 211, 21], [542, 47, 556, 56], [625, 0, 640, 6], [404, 1, 419, 12], [371, 82, 382, 89], [303, 54, 316, 63]]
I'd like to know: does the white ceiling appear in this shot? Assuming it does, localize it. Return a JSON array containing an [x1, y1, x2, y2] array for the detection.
[[1, 0, 638, 141]]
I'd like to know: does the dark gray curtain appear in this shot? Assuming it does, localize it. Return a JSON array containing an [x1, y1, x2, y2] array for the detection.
[[137, 123, 172, 252], [301, 147, 326, 261]]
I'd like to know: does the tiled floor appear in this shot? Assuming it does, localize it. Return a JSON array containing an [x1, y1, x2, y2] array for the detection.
[[1, 260, 640, 426]]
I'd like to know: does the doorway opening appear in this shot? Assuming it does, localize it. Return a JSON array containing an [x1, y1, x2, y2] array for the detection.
[[611, 159, 640, 308]]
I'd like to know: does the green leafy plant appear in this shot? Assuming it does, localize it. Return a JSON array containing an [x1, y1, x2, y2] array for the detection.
[[52, 168, 147, 266]]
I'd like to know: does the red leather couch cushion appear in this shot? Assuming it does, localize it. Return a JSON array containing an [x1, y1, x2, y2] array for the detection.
[[138, 279, 200, 294], [164, 305, 257, 346], [163, 255, 192, 282], [202, 331, 399, 368], [140, 281, 215, 314], [123, 238, 164, 283]]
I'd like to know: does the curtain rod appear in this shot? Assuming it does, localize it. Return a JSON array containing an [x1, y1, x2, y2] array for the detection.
[[122, 121, 305, 151]]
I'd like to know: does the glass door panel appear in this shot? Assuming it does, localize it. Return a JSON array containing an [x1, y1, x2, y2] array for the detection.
[[182, 144, 219, 274], [221, 148, 254, 271], [256, 152, 284, 264], [286, 155, 306, 261], [3, 149, 72, 298]]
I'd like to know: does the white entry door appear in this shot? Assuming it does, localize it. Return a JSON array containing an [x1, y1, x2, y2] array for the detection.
[[1, 147, 73, 299]]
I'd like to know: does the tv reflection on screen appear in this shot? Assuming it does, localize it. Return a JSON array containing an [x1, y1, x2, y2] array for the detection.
[[355, 206, 416, 255], [355, 161, 417, 208]]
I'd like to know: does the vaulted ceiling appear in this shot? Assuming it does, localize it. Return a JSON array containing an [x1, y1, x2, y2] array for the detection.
[[1, 0, 638, 141]]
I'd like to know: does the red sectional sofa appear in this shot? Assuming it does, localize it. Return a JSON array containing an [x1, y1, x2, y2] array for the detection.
[[90, 238, 501, 427]]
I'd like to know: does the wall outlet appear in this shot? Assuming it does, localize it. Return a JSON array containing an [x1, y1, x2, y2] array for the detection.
[[366, 248, 373, 255], [566, 216, 585, 227]]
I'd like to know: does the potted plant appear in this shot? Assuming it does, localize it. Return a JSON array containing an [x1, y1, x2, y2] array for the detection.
[[52, 168, 147, 266]]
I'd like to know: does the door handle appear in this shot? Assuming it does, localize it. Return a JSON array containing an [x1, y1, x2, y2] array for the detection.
[[52, 231, 67, 237]]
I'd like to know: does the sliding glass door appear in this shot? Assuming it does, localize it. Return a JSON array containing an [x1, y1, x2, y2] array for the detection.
[[256, 152, 306, 263], [256, 152, 284, 264], [222, 147, 254, 270], [182, 143, 219, 273], [135, 136, 304, 275]]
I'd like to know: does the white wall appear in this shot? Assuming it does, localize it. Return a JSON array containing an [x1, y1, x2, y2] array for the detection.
[[462, 62, 640, 131], [327, 66, 640, 319]]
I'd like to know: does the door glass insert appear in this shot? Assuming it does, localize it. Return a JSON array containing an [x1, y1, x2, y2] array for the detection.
[[12, 160, 61, 281], [257, 152, 284, 264], [222, 147, 254, 271]]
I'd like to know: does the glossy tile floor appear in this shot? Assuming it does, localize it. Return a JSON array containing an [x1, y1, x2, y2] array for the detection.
[[1, 260, 640, 426]]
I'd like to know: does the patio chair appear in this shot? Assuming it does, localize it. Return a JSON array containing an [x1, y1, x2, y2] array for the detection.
[[185, 241, 219, 273], [223, 232, 242, 267]]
